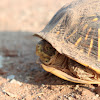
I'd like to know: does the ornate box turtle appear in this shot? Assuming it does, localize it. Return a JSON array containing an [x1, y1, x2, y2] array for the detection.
[[34, 0, 100, 84]]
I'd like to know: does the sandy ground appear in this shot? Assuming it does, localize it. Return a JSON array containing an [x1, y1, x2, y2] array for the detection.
[[0, 0, 100, 100]]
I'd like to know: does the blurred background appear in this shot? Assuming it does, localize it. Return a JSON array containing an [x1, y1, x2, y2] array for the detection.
[[0, 1, 99, 100], [0, 0, 76, 99], [0, 0, 74, 58], [0, 0, 72, 32]]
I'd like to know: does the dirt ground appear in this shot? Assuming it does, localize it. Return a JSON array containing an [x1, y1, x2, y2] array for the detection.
[[0, 0, 100, 100]]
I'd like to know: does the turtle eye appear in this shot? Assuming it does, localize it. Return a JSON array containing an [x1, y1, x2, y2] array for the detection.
[[44, 58, 50, 63], [45, 46, 54, 52], [46, 47, 52, 50]]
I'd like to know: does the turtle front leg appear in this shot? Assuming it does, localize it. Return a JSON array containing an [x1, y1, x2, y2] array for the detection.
[[68, 59, 99, 81]]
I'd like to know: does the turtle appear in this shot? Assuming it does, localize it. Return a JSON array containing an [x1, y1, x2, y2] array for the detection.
[[34, 0, 100, 84]]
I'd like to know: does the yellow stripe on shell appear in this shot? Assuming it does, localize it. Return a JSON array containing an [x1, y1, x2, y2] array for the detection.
[[85, 28, 92, 40], [88, 38, 93, 56], [83, 24, 88, 31], [56, 31, 60, 35], [66, 30, 77, 39], [93, 18, 98, 21], [75, 37, 82, 46]]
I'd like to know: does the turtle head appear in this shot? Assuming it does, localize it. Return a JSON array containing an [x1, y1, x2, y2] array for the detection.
[[36, 40, 56, 64]]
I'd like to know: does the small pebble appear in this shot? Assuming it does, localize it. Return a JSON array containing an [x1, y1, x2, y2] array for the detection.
[[74, 85, 79, 90], [25, 80, 28, 83], [7, 75, 15, 80], [38, 96, 41, 98], [42, 84, 45, 87], [68, 97, 72, 100], [10, 79, 22, 86], [58, 96, 61, 98], [2, 90, 17, 98], [64, 95, 67, 98], [96, 94, 99, 97]]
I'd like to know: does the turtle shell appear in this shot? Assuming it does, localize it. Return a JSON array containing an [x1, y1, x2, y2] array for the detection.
[[35, 0, 100, 73]]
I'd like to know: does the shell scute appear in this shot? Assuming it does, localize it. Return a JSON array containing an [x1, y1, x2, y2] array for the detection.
[[35, 0, 100, 73]]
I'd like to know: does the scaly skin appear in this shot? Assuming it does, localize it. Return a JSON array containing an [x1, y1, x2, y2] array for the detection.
[[36, 40, 56, 64], [36, 40, 100, 84]]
